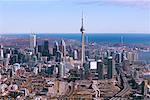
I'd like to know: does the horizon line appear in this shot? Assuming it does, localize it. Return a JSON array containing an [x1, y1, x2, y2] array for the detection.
[[0, 32, 150, 34]]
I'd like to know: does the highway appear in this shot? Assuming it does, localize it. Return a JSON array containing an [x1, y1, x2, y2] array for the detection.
[[92, 81, 101, 99], [58, 82, 75, 100], [110, 69, 130, 100]]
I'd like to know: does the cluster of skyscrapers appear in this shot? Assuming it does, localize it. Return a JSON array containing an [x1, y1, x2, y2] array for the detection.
[[0, 15, 149, 99]]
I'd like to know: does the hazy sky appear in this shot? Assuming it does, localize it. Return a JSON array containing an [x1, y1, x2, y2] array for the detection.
[[0, 0, 150, 33]]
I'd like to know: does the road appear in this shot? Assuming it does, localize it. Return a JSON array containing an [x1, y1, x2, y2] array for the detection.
[[110, 69, 130, 100], [58, 82, 75, 100], [92, 81, 101, 99]]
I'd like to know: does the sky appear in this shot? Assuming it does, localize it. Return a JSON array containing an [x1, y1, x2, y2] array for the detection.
[[0, 0, 150, 33]]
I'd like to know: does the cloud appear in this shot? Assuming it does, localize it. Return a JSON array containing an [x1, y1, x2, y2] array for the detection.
[[0, 0, 62, 2], [74, 0, 150, 8], [1, 0, 150, 8]]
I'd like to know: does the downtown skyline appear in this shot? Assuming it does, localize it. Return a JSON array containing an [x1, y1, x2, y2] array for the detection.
[[0, 0, 150, 33]]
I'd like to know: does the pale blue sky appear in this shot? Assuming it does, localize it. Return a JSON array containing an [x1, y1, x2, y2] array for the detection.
[[0, 0, 150, 33]]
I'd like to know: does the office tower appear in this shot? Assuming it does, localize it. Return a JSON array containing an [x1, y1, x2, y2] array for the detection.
[[30, 34, 36, 49], [141, 81, 145, 95], [68, 45, 73, 57], [6, 53, 10, 59], [79, 67, 85, 80], [38, 45, 42, 53], [53, 41, 59, 56], [32, 55, 37, 62], [56, 51, 63, 62], [83, 62, 90, 79], [126, 52, 132, 62], [13, 48, 19, 54], [46, 65, 54, 76], [42, 40, 49, 56], [43, 40, 49, 50], [106, 50, 111, 57], [58, 62, 65, 78], [0, 72, 1, 80], [0, 59, 3, 65], [35, 45, 39, 55], [73, 50, 78, 60], [144, 80, 148, 97], [33, 67, 38, 75], [60, 39, 66, 57], [110, 51, 114, 57], [85, 50, 90, 59], [121, 50, 127, 62], [78, 49, 82, 61], [9, 48, 20, 64], [126, 51, 138, 62], [115, 52, 122, 64], [80, 13, 85, 67], [18, 53, 26, 63], [0, 45, 4, 59], [133, 51, 138, 61], [38, 63, 42, 73], [97, 60, 104, 80], [10, 54, 19, 65], [103, 51, 108, 59], [107, 56, 114, 79]]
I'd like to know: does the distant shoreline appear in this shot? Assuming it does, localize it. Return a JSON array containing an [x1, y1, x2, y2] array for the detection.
[[1, 33, 150, 44], [0, 33, 150, 35]]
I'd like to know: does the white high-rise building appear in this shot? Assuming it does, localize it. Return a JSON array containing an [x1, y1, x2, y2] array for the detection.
[[115, 52, 122, 63], [33, 67, 38, 75], [0, 73, 2, 80], [60, 39, 66, 57], [30, 34, 36, 49], [73, 50, 78, 60], [0, 45, 4, 59], [59, 62, 65, 78], [127, 51, 138, 62]]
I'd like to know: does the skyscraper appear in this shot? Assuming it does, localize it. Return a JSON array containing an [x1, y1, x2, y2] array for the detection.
[[80, 13, 85, 67], [107, 56, 114, 79], [56, 51, 63, 62], [42, 40, 49, 56], [115, 52, 122, 64], [60, 39, 66, 57], [58, 62, 65, 78], [0, 45, 4, 59], [30, 34, 36, 49], [73, 50, 78, 60], [38, 45, 42, 53], [97, 60, 104, 80], [121, 50, 127, 62], [53, 41, 59, 56]]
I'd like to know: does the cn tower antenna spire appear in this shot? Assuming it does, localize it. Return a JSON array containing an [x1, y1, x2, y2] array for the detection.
[[80, 11, 85, 33], [82, 11, 84, 27], [80, 11, 85, 67]]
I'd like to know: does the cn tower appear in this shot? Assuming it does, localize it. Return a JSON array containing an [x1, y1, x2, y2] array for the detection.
[[80, 13, 85, 67]]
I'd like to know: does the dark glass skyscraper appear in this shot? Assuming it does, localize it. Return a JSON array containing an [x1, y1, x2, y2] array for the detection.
[[42, 40, 49, 56], [107, 56, 114, 79], [53, 41, 59, 56], [97, 60, 104, 80]]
